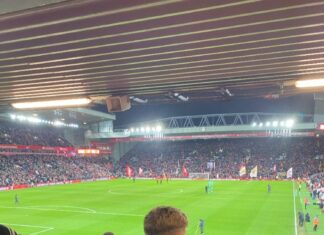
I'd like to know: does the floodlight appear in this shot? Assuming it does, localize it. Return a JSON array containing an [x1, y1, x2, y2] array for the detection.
[[156, 125, 162, 132], [10, 114, 16, 120], [280, 121, 285, 127], [27, 117, 41, 123], [140, 127, 145, 133], [296, 79, 324, 88], [266, 122, 270, 127], [145, 126, 150, 132], [129, 96, 148, 104], [17, 116, 26, 121], [259, 123, 263, 127], [136, 128, 140, 132], [286, 119, 295, 128], [252, 122, 257, 127], [130, 128, 135, 133], [54, 120, 64, 126], [12, 98, 91, 109], [272, 121, 278, 127]]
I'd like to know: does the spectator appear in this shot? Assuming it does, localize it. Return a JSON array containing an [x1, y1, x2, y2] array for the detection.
[[144, 206, 188, 235], [0, 224, 18, 235]]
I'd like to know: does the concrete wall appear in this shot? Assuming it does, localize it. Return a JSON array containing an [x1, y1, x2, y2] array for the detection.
[[63, 128, 85, 147], [111, 142, 137, 162]]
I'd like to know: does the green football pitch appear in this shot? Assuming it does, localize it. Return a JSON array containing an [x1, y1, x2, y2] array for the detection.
[[0, 179, 321, 235]]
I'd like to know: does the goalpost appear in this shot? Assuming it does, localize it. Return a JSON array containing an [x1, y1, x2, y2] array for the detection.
[[189, 172, 210, 180]]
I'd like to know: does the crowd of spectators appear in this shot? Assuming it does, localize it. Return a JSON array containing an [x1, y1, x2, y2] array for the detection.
[[0, 121, 71, 146], [1, 134, 324, 187], [0, 155, 113, 187], [119, 138, 324, 179]]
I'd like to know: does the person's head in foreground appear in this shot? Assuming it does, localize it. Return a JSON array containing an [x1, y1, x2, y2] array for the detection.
[[103, 232, 114, 235], [0, 224, 18, 235], [144, 206, 188, 235]]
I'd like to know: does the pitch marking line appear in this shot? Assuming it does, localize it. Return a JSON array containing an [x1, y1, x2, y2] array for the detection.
[[292, 181, 298, 235], [0, 206, 143, 217], [25, 205, 97, 213], [1, 222, 54, 235]]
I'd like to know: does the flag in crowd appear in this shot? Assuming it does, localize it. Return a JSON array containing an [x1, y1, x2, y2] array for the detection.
[[138, 167, 143, 177], [286, 167, 293, 178], [182, 165, 188, 177], [125, 165, 133, 177], [239, 165, 246, 176], [250, 166, 258, 178]]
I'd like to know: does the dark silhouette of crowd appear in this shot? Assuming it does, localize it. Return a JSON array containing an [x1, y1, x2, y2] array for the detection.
[[119, 138, 324, 179], [0, 121, 71, 146]]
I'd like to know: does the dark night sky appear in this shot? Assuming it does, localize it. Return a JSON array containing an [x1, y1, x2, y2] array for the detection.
[[112, 94, 314, 127]]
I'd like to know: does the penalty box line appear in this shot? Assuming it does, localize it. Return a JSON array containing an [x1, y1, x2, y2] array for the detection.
[[0, 222, 54, 235]]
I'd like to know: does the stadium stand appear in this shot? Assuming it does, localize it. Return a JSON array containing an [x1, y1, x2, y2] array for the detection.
[[0, 121, 71, 146], [118, 138, 324, 179], [307, 173, 324, 213], [0, 155, 113, 187]]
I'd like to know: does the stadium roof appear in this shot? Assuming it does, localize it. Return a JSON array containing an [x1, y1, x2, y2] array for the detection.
[[0, 108, 115, 126], [0, 0, 324, 107]]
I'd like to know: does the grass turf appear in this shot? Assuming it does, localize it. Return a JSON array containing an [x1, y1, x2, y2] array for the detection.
[[0, 179, 319, 235]]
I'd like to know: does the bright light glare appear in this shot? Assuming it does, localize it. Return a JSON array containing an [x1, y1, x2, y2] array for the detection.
[[10, 114, 78, 128], [145, 126, 150, 132], [286, 119, 295, 128], [280, 121, 285, 127], [156, 125, 162, 132], [259, 123, 263, 127], [54, 120, 64, 126], [10, 114, 16, 120], [140, 127, 145, 133], [252, 122, 257, 127], [130, 128, 135, 133], [296, 79, 324, 88], [266, 122, 270, 127], [272, 121, 278, 127], [12, 98, 91, 109]]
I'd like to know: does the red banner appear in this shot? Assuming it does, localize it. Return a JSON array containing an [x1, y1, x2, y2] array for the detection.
[[182, 165, 188, 177], [125, 165, 133, 177]]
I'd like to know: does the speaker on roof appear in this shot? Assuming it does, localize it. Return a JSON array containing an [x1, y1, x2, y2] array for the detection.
[[106, 96, 131, 112]]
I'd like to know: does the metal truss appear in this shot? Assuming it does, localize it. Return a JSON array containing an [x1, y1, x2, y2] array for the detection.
[[132, 113, 314, 129]]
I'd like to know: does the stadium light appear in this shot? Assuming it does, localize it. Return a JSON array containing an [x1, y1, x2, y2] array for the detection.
[[156, 125, 162, 132], [12, 98, 91, 109], [136, 128, 140, 132], [130, 128, 135, 133], [252, 122, 257, 127], [54, 120, 64, 126], [140, 127, 145, 133], [272, 121, 278, 127], [280, 121, 285, 127], [286, 119, 295, 128], [145, 126, 150, 132], [295, 79, 324, 88], [259, 123, 263, 127], [10, 113, 79, 128], [266, 122, 270, 127]]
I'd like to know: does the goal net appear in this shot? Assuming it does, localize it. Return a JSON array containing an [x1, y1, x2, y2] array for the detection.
[[189, 172, 210, 180]]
